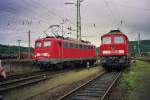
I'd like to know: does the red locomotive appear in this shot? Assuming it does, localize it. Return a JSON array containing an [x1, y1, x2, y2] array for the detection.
[[99, 30, 130, 71], [33, 36, 96, 69]]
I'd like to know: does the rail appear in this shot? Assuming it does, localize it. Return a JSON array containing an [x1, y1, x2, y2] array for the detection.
[[58, 72, 122, 100]]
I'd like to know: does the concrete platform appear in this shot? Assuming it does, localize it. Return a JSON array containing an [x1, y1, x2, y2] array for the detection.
[[1, 60, 40, 76]]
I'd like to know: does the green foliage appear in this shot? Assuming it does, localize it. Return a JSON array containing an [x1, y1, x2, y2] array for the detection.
[[130, 40, 150, 54], [96, 47, 100, 55], [120, 61, 150, 100]]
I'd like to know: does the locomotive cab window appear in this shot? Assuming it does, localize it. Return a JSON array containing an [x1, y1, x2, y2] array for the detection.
[[114, 36, 124, 43], [44, 41, 51, 47], [35, 41, 41, 48], [102, 37, 111, 44]]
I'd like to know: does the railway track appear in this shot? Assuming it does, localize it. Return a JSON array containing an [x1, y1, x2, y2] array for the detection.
[[7, 71, 48, 80], [58, 72, 121, 100], [0, 69, 75, 93], [0, 72, 54, 93], [0, 67, 92, 94]]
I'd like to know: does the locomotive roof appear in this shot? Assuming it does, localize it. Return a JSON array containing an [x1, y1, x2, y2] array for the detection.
[[101, 30, 129, 41], [107, 30, 122, 34], [102, 30, 127, 37], [36, 36, 93, 46]]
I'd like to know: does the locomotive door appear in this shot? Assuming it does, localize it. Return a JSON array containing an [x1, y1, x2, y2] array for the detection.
[[58, 41, 63, 60]]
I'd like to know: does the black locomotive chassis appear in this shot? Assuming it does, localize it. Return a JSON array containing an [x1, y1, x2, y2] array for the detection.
[[34, 57, 97, 68]]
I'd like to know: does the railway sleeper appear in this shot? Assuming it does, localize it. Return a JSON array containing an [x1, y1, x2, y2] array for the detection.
[[78, 91, 105, 96], [70, 96, 99, 100], [80, 89, 106, 92], [76, 93, 101, 97]]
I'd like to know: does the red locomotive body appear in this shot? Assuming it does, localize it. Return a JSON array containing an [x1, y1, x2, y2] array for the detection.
[[33, 36, 96, 69], [99, 30, 130, 71]]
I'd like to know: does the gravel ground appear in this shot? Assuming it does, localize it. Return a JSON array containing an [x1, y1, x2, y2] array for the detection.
[[109, 60, 150, 100], [3, 66, 103, 100], [27, 67, 102, 100], [26, 73, 101, 100]]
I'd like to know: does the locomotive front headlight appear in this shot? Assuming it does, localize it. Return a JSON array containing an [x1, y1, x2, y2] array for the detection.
[[43, 53, 49, 56], [118, 50, 124, 53], [102, 50, 111, 54], [36, 53, 40, 56]]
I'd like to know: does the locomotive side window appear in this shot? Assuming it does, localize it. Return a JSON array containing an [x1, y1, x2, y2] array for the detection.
[[83, 45, 86, 49], [79, 44, 82, 49], [35, 41, 41, 48], [114, 36, 124, 43], [88, 46, 90, 50], [73, 43, 76, 48], [75, 44, 78, 48], [70, 43, 73, 48], [102, 37, 111, 44], [64, 42, 68, 48], [44, 41, 51, 47]]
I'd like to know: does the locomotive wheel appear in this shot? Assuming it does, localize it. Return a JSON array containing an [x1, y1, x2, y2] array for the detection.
[[77, 63, 83, 68], [116, 67, 122, 72], [82, 62, 87, 67], [107, 67, 112, 72], [69, 63, 75, 69], [102, 65, 112, 72], [55, 63, 64, 70], [89, 61, 95, 66], [39, 64, 50, 70]]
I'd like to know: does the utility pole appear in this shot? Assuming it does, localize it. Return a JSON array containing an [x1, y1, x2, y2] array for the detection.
[[78, 0, 82, 40], [28, 30, 31, 59], [138, 33, 141, 56], [8, 44, 10, 54], [77, 0, 79, 40], [17, 40, 21, 59], [65, 0, 83, 40], [60, 20, 64, 37]]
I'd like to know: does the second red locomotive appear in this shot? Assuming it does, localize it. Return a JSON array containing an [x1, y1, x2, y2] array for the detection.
[[33, 36, 96, 69], [99, 30, 130, 71]]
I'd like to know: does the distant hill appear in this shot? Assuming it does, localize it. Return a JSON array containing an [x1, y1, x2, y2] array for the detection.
[[0, 44, 34, 54], [0, 39, 150, 55]]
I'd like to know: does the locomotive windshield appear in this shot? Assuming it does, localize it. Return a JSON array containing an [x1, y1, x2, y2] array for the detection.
[[44, 41, 51, 47], [35, 41, 41, 48], [102, 37, 111, 44], [114, 36, 124, 43]]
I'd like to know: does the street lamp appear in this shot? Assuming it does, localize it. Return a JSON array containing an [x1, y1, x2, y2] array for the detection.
[[17, 40, 21, 59]]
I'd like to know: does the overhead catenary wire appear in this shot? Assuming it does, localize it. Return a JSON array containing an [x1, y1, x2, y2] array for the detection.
[[22, 0, 76, 36], [0, 8, 50, 25], [110, 0, 143, 37], [0, 2, 47, 21], [117, 3, 150, 12], [104, 0, 119, 27], [0, 0, 76, 33], [111, 0, 127, 30], [25, 0, 75, 26]]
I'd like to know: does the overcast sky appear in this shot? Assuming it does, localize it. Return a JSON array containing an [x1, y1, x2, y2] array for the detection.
[[0, 0, 150, 47]]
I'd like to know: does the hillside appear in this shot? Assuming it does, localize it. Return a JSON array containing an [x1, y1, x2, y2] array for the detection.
[[0, 39, 149, 55], [130, 40, 150, 54]]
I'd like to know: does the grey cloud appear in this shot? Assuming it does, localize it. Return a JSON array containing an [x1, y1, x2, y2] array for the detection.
[[0, 0, 150, 47]]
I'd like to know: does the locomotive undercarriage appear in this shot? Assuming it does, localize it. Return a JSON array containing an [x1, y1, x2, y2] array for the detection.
[[35, 58, 96, 70], [101, 56, 130, 71]]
